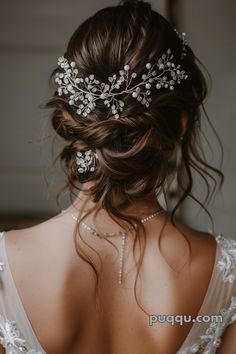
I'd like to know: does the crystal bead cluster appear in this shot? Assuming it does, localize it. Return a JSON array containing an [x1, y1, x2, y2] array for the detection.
[[55, 49, 188, 119], [75, 149, 97, 173]]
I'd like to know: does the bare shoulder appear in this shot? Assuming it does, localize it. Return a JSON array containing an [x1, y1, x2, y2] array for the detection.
[[2, 212, 88, 352], [158, 214, 218, 273], [5, 211, 76, 261], [153, 215, 218, 315], [3, 211, 83, 294]]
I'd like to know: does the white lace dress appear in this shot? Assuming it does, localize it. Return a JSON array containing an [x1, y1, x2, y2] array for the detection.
[[0, 231, 236, 354]]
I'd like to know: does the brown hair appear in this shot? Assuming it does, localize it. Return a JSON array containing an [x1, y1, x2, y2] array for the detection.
[[45, 0, 224, 314]]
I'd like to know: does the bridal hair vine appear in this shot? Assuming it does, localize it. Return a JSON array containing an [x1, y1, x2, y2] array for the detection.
[[55, 48, 188, 119], [174, 29, 187, 59]]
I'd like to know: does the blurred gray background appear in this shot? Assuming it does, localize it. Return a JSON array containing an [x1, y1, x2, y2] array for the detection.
[[0, 0, 235, 235]]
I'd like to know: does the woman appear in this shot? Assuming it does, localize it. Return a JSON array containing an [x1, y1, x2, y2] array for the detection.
[[0, 0, 236, 353]]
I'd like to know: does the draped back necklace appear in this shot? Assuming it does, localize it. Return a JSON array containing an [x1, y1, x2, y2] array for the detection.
[[62, 208, 165, 285]]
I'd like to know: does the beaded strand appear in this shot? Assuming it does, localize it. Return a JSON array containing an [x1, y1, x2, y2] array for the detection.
[[65, 209, 165, 284]]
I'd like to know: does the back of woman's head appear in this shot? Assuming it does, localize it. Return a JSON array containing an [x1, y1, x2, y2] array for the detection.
[[45, 0, 223, 311]]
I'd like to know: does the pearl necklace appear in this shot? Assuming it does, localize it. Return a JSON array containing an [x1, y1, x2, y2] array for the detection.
[[63, 208, 165, 285]]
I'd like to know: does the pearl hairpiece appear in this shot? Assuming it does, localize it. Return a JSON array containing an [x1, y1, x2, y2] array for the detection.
[[55, 48, 188, 119]]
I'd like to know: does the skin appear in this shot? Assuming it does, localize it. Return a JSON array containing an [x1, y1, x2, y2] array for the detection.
[[216, 322, 236, 353], [1, 185, 220, 354], [1, 116, 235, 353]]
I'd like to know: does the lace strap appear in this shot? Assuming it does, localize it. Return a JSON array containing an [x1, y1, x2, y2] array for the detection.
[[0, 232, 5, 240], [215, 234, 236, 283], [0, 232, 5, 272]]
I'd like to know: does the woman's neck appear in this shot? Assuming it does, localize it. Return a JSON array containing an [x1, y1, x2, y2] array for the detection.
[[71, 181, 164, 218]]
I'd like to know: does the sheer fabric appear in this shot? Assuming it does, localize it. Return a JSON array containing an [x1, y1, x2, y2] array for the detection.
[[0, 230, 236, 354]]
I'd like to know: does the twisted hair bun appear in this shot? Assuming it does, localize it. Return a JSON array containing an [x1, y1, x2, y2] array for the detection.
[[46, 0, 209, 194], [44, 0, 223, 313]]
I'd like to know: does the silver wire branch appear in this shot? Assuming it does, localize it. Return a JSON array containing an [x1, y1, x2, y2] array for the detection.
[[55, 49, 188, 119]]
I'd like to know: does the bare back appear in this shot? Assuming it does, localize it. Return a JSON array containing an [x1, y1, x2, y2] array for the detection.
[[1, 209, 217, 354]]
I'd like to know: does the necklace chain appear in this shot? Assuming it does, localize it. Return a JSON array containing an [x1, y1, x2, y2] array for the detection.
[[71, 209, 164, 237], [63, 208, 165, 285]]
